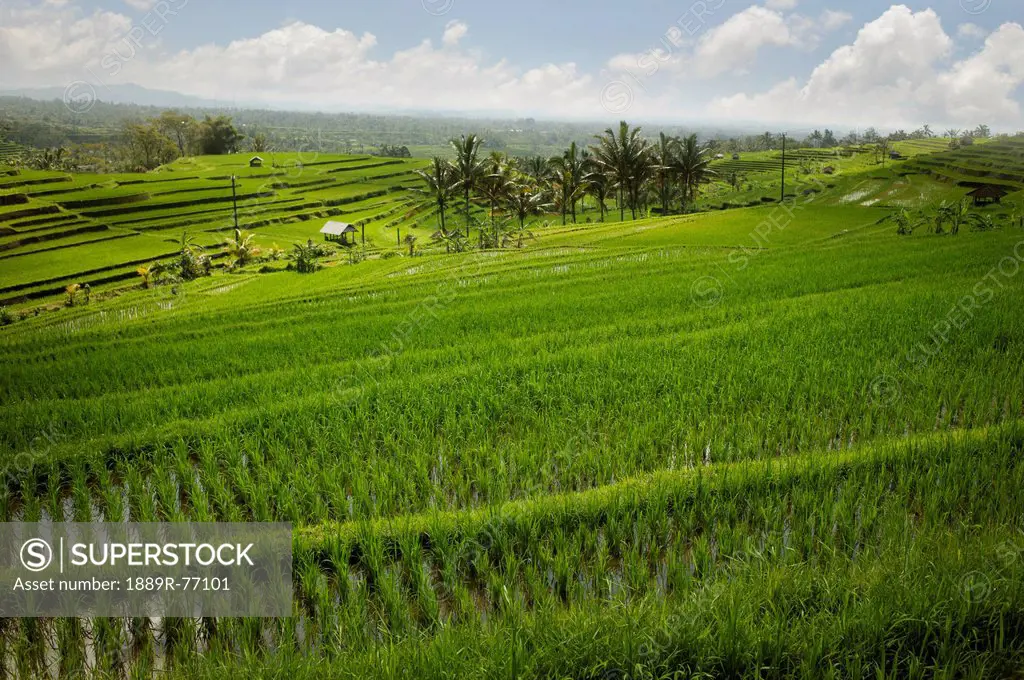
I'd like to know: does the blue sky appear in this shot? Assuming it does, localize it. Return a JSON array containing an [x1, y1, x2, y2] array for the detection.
[[1, 0, 1022, 129]]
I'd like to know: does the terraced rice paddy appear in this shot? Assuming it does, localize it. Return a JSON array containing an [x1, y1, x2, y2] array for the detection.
[[0, 153, 431, 305], [1, 140, 1024, 678]]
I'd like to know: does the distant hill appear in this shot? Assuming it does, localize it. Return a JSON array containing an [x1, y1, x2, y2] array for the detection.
[[0, 83, 230, 109]]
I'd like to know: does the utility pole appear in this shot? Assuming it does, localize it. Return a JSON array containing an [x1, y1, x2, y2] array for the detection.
[[231, 175, 239, 231], [780, 133, 787, 203]]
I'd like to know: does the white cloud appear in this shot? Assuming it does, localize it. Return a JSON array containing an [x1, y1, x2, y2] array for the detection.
[[123, 0, 157, 10], [820, 10, 853, 32], [442, 20, 468, 47], [605, 3, 853, 82], [693, 6, 797, 76], [0, 3, 133, 76], [143, 21, 595, 115], [709, 6, 1024, 128], [765, 0, 798, 9], [957, 23, 987, 39], [936, 23, 1024, 124], [0, 0, 1021, 127]]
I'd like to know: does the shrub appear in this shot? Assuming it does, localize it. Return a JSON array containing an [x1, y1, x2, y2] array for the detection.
[[0, 306, 13, 326]]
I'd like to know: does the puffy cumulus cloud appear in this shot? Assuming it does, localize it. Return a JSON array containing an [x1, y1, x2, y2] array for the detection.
[[765, 0, 798, 9], [0, 2, 600, 117], [936, 23, 1024, 124], [442, 20, 468, 47], [139, 21, 597, 114], [604, 3, 853, 82], [1, 0, 1021, 126], [0, 2, 134, 79], [708, 6, 1024, 128], [693, 6, 798, 76]]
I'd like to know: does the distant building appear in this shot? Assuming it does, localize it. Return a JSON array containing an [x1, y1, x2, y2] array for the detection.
[[249, 156, 264, 168], [732, 153, 740, 160], [321, 221, 359, 245], [715, 153, 725, 160], [889, 151, 903, 160], [966, 185, 1009, 206]]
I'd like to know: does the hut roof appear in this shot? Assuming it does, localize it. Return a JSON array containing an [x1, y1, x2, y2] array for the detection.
[[321, 221, 358, 235], [966, 185, 1010, 199]]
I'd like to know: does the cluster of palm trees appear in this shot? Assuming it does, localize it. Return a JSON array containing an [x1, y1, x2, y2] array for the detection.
[[414, 122, 715, 245]]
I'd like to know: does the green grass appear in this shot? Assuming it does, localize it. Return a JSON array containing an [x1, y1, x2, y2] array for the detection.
[[0, 140, 1023, 678]]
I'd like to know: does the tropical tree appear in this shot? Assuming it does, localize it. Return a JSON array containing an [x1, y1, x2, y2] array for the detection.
[[30, 146, 71, 171], [548, 142, 587, 224], [450, 134, 486, 236], [414, 157, 460, 235], [591, 121, 651, 221], [510, 220, 536, 248], [291, 240, 323, 273], [893, 208, 925, 236], [652, 132, 678, 216], [197, 115, 243, 155], [479, 152, 514, 233], [583, 155, 610, 223], [672, 134, 714, 212], [936, 199, 971, 235], [522, 156, 548, 182], [155, 110, 197, 156], [223, 228, 260, 267], [432, 227, 468, 253], [176, 231, 210, 280], [504, 175, 549, 231], [123, 122, 178, 170]]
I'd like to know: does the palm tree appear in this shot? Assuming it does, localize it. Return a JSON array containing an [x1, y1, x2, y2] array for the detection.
[[591, 123, 627, 221], [921, 124, 934, 138], [479, 152, 514, 233], [672, 134, 714, 212], [523, 156, 548, 182], [548, 142, 587, 225], [414, 157, 460, 235], [223, 228, 260, 267], [504, 175, 549, 231], [591, 121, 651, 221], [653, 132, 678, 216], [450, 134, 486, 236], [945, 128, 961, 139], [583, 156, 610, 223], [761, 132, 775, 150]]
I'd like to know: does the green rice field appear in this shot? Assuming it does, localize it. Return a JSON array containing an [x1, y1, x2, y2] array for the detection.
[[1, 137, 1024, 678]]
